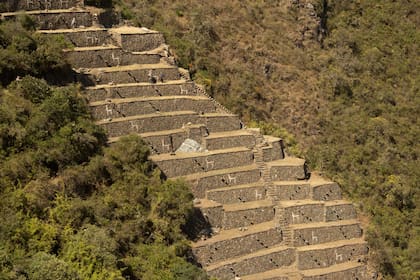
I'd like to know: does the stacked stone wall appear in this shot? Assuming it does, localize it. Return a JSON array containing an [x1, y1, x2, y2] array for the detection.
[[98, 112, 200, 137], [194, 227, 284, 265], [205, 133, 256, 150], [138, 125, 206, 154], [283, 204, 325, 225], [311, 182, 342, 201], [199, 204, 223, 229], [223, 204, 275, 229], [208, 248, 295, 280], [270, 182, 311, 201], [65, 48, 161, 68], [202, 114, 241, 132], [263, 140, 285, 161], [302, 264, 366, 280], [0, 0, 80, 12], [82, 67, 180, 86], [86, 82, 197, 102], [292, 223, 362, 247], [48, 28, 110, 47], [270, 164, 307, 181], [91, 98, 216, 119], [189, 168, 261, 198], [152, 149, 254, 177], [9, 11, 93, 29], [325, 203, 357, 222], [111, 31, 165, 52], [297, 242, 368, 270], [207, 183, 266, 204]]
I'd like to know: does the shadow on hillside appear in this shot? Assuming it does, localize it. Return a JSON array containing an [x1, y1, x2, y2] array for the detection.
[[44, 64, 76, 86], [182, 208, 213, 242]]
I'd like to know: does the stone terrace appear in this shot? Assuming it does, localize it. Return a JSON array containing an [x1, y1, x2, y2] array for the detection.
[[1, 2, 369, 279]]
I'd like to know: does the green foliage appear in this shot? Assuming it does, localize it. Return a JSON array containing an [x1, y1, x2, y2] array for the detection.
[[149, 179, 194, 244], [248, 120, 301, 157], [125, 243, 207, 280], [27, 252, 80, 280], [61, 225, 124, 280], [305, 1, 420, 278], [0, 75, 206, 279], [0, 19, 70, 86]]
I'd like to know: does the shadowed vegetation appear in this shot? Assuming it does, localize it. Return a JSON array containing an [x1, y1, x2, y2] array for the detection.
[[0, 19, 208, 280]]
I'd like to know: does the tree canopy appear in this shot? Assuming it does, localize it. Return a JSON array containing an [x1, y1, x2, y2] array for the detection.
[[0, 19, 207, 280]]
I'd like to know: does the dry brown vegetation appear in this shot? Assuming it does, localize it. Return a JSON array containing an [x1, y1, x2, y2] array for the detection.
[[116, 0, 326, 147]]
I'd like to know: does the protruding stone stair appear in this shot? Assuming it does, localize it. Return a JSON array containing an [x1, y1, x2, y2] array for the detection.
[[89, 95, 217, 119], [206, 245, 295, 280], [192, 221, 283, 265], [0, 0, 80, 12], [64, 45, 162, 68], [85, 80, 197, 102], [2, 2, 369, 279], [1, 9, 93, 29], [39, 27, 110, 47]]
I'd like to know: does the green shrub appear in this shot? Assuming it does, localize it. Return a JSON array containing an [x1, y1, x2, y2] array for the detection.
[[0, 20, 70, 86]]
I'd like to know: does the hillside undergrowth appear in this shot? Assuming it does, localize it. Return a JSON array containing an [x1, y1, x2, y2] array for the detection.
[[0, 19, 207, 280]]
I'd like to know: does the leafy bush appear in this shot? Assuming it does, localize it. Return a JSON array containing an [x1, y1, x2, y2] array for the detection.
[[0, 76, 206, 279], [0, 19, 71, 86]]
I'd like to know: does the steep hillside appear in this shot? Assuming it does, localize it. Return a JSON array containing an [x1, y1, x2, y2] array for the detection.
[[116, 0, 325, 142], [114, 0, 420, 279]]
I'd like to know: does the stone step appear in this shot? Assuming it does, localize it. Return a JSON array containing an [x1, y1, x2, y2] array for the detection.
[[309, 174, 342, 201], [108, 124, 207, 154], [64, 45, 161, 68], [206, 245, 295, 280], [297, 238, 367, 270], [270, 181, 311, 201], [77, 63, 181, 86], [204, 129, 256, 151], [270, 178, 345, 203], [222, 200, 275, 230], [241, 267, 300, 280], [85, 80, 197, 102], [102, 110, 239, 153], [301, 261, 367, 280], [180, 164, 262, 198], [267, 157, 308, 181], [1, 9, 92, 30], [202, 112, 242, 133], [38, 27, 109, 47], [192, 221, 283, 268], [280, 200, 358, 226], [206, 182, 266, 204], [90, 95, 217, 120], [96, 110, 200, 137], [280, 200, 325, 225], [262, 135, 285, 161], [324, 201, 357, 222], [193, 198, 224, 229], [149, 146, 254, 178], [290, 220, 363, 247], [109, 26, 165, 52], [0, 0, 80, 12]]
